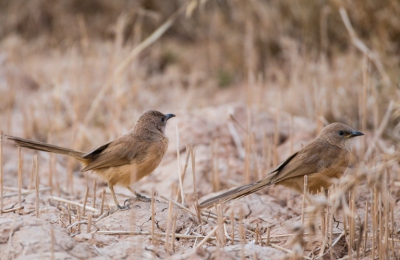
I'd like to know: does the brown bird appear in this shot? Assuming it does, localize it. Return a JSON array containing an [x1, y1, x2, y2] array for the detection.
[[199, 123, 363, 208], [6, 110, 175, 209]]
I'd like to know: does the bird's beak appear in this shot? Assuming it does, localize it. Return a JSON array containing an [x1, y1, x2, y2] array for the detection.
[[349, 130, 364, 138], [165, 114, 176, 120]]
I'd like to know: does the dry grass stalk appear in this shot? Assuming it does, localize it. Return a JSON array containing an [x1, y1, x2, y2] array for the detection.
[[212, 139, 221, 191], [378, 191, 383, 260], [180, 145, 190, 185], [151, 188, 156, 245], [216, 204, 226, 247], [67, 159, 74, 194], [77, 208, 81, 233], [349, 191, 356, 256], [3, 187, 51, 198], [228, 118, 245, 159], [273, 111, 280, 167], [34, 155, 39, 217], [0, 132, 3, 214], [87, 213, 92, 233], [28, 156, 35, 190], [97, 230, 217, 240], [360, 57, 368, 158], [269, 243, 313, 260], [161, 195, 209, 224], [189, 144, 202, 223], [17, 147, 23, 213], [82, 186, 89, 216], [195, 218, 227, 249], [372, 187, 377, 259], [100, 189, 106, 215], [2, 206, 24, 213], [175, 125, 184, 204], [390, 205, 396, 259], [329, 204, 334, 260], [49, 196, 98, 213], [67, 204, 72, 225], [363, 201, 368, 257], [171, 213, 177, 252], [48, 153, 54, 195], [50, 226, 55, 260], [254, 225, 260, 245], [239, 207, 245, 260], [230, 211, 235, 245], [289, 115, 294, 155], [301, 175, 308, 225], [92, 180, 96, 208], [165, 184, 175, 252], [384, 171, 390, 259]]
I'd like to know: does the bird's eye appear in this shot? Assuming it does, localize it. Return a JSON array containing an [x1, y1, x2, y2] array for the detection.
[[338, 131, 344, 136], [161, 117, 165, 122]]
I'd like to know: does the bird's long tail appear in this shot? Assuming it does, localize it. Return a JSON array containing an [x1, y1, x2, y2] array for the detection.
[[6, 135, 87, 162], [198, 175, 274, 209]]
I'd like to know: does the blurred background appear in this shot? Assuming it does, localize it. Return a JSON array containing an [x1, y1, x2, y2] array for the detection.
[[0, 1, 400, 258], [0, 0, 399, 143]]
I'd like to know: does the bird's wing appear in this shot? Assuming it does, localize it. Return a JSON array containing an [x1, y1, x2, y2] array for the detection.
[[268, 141, 343, 184], [81, 135, 150, 172]]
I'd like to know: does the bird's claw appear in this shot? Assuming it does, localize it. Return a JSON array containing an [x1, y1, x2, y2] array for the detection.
[[135, 193, 152, 202], [118, 203, 131, 211]]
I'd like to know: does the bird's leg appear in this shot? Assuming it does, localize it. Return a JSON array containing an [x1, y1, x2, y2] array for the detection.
[[127, 187, 151, 202], [108, 184, 129, 210]]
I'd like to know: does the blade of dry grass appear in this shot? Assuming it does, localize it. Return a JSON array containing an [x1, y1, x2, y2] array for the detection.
[[175, 125, 184, 204], [17, 147, 23, 213], [34, 155, 39, 217], [82, 186, 89, 216], [0, 132, 3, 214], [195, 218, 227, 249], [49, 196, 99, 213]]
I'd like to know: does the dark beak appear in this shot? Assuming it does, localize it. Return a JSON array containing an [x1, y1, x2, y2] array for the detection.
[[350, 130, 364, 138], [165, 114, 175, 120]]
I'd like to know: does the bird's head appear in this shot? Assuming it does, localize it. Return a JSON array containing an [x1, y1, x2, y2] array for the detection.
[[318, 122, 363, 149], [135, 110, 175, 134]]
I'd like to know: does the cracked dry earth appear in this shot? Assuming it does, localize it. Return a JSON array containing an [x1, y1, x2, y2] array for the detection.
[[0, 103, 369, 259]]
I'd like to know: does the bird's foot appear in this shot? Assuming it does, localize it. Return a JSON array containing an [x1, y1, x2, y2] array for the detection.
[[117, 204, 131, 211], [135, 193, 152, 202]]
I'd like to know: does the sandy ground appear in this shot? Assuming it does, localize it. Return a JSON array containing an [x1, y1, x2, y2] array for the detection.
[[2, 102, 398, 260]]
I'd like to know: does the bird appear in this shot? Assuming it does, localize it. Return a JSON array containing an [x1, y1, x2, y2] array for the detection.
[[198, 122, 364, 209], [6, 110, 175, 209]]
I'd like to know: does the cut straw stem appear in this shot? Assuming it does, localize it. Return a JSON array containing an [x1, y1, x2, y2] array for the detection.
[[175, 125, 184, 204], [34, 155, 39, 217], [151, 188, 156, 245], [17, 147, 23, 213], [82, 186, 89, 216], [0, 131, 3, 214], [195, 218, 226, 249], [49, 196, 98, 212]]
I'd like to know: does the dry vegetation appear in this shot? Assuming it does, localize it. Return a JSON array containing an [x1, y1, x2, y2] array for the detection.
[[0, 0, 400, 259]]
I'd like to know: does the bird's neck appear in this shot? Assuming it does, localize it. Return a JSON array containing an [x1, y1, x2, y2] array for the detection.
[[132, 126, 166, 141]]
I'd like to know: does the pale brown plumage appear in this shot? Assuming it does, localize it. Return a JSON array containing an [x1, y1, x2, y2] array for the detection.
[[198, 123, 364, 209], [6, 110, 175, 209]]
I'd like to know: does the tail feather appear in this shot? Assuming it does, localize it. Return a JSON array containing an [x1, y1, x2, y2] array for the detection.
[[6, 135, 86, 161], [198, 176, 273, 209]]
